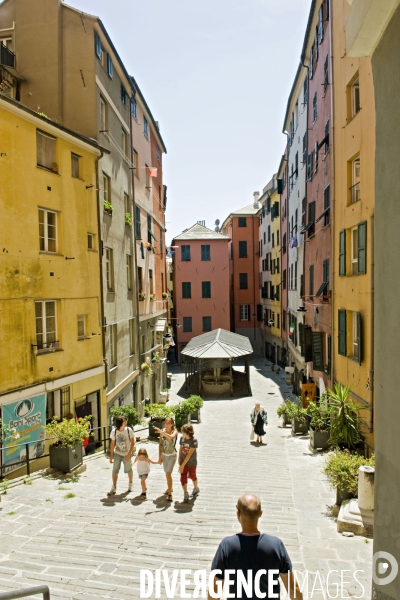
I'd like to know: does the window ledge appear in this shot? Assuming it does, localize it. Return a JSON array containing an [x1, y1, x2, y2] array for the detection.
[[39, 251, 61, 256], [78, 337, 91, 341], [37, 165, 60, 176], [109, 365, 118, 372], [36, 348, 63, 356]]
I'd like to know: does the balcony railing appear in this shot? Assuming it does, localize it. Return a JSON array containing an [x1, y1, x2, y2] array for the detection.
[[0, 42, 15, 69]]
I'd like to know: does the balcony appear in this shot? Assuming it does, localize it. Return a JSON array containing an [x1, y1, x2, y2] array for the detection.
[[0, 42, 15, 69]]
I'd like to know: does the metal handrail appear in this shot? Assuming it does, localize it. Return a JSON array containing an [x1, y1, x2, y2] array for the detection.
[[0, 585, 50, 599]]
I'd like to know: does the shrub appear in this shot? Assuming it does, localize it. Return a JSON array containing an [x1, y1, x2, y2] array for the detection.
[[45, 417, 91, 448], [326, 383, 364, 449], [109, 405, 141, 428], [306, 400, 331, 432], [141, 362, 153, 378], [277, 399, 297, 419], [186, 395, 203, 412], [323, 450, 375, 496], [144, 403, 174, 421]]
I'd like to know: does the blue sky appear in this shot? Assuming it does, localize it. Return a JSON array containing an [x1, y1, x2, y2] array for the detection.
[[69, 0, 311, 243]]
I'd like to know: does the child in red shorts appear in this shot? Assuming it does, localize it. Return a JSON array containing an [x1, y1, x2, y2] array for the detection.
[[178, 424, 199, 503]]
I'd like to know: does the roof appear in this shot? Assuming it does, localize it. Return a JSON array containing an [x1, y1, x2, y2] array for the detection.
[[181, 329, 253, 359], [231, 203, 260, 216], [173, 223, 230, 241]]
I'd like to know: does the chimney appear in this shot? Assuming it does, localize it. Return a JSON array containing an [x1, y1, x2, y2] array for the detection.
[[253, 191, 260, 209]]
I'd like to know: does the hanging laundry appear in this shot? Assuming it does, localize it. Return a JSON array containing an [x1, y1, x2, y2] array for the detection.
[[292, 234, 298, 247]]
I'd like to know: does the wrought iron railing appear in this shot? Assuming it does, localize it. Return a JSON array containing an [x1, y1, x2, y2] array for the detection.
[[0, 585, 50, 599], [0, 43, 15, 69]]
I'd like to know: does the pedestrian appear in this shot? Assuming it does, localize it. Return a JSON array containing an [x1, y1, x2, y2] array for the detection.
[[250, 402, 268, 443], [178, 424, 199, 503], [133, 447, 159, 499], [154, 417, 178, 502], [107, 415, 135, 495], [208, 493, 303, 600]]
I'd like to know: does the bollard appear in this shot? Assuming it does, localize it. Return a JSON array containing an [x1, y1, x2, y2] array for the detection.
[[358, 465, 374, 511]]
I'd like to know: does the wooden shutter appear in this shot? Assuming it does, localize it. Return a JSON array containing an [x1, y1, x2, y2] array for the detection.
[[309, 265, 314, 296], [327, 334, 332, 375], [339, 230, 346, 275], [304, 326, 313, 362], [338, 310, 347, 356], [357, 312, 362, 365], [357, 221, 367, 274], [299, 323, 305, 356], [312, 332, 324, 370]]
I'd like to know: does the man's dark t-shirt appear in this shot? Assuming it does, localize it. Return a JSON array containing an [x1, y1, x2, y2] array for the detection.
[[211, 533, 292, 599]]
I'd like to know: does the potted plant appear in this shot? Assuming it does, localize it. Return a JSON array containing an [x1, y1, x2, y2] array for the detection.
[[109, 405, 140, 428], [141, 361, 153, 378], [186, 395, 203, 422], [306, 400, 331, 450], [326, 383, 364, 450], [291, 400, 309, 435], [51, 162, 58, 173], [145, 403, 174, 437], [162, 292, 169, 300], [45, 416, 91, 473], [151, 352, 161, 364], [172, 401, 191, 430], [138, 291, 147, 301], [149, 294, 156, 301], [104, 199, 114, 215], [323, 450, 375, 505], [125, 212, 132, 226], [159, 387, 169, 403], [276, 398, 296, 427]]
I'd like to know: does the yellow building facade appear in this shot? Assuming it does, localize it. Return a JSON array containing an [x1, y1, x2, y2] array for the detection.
[[332, 1, 375, 450], [0, 96, 106, 473]]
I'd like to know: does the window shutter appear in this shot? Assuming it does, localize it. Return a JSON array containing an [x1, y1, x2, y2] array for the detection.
[[357, 312, 362, 365], [304, 326, 313, 362], [299, 323, 305, 356], [327, 334, 332, 375], [107, 55, 113, 78], [95, 31, 102, 59], [309, 265, 314, 296], [312, 332, 324, 371], [277, 179, 283, 194], [338, 310, 347, 356], [309, 48, 313, 79], [357, 221, 367, 274], [339, 230, 346, 275]]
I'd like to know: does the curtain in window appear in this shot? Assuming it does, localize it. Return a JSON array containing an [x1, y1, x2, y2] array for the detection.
[[37, 131, 56, 169]]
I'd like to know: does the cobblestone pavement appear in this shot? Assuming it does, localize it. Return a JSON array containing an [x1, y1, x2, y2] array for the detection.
[[0, 358, 372, 599]]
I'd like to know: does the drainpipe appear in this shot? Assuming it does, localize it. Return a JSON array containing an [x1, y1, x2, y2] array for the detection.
[[369, 212, 374, 434], [95, 149, 108, 391], [328, 0, 335, 387], [129, 89, 140, 380]]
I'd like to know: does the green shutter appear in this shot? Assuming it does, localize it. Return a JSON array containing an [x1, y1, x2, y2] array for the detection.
[[327, 334, 332, 375], [339, 230, 346, 276], [357, 312, 362, 365], [304, 326, 313, 362], [312, 332, 324, 371], [299, 323, 305, 356], [358, 221, 367, 274], [338, 310, 347, 356]]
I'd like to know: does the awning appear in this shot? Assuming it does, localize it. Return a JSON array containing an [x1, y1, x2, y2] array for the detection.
[[3, 65, 25, 81], [155, 318, 167, 332], [148, 230, 158, 242]]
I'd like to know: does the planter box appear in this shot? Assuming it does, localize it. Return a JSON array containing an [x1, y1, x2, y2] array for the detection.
[[336, 488, 355, 506], [190, 409, 201, 423], [49, 443, 83, 473], [292, 418, 309, 435], [149, 419, 165, 437], [282, 414, 291, 427], [309, 427, 330, 450]]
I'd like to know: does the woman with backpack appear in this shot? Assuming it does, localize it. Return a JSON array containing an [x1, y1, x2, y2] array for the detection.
[[154, 417, 178, 502], [250, 402, 268, 444]]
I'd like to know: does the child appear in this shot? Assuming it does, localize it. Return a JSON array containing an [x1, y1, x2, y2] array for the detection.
[[133, 448, 158, 499], [178, 424, 199, 503]]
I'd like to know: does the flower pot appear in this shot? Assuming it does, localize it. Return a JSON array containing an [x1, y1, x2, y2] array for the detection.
[[49, 443, 83, 473], [282, 414, 291, 427], [148, 419, 164, 437], [104, 208, 113, 216], [292, 418, 309, 435], [159, 391, 168, 404], [190, 409, 201, 423], [309, 427, 330, 450], [336, 488, 355, 506]]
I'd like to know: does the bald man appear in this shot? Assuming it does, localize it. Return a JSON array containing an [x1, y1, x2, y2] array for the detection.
[[208, 494, 303, 600]]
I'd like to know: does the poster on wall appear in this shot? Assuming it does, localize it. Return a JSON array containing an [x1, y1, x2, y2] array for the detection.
[[1, 393, 46, 475]]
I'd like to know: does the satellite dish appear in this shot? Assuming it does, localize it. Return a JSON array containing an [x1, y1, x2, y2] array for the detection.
[[215, 219, 220, 226]]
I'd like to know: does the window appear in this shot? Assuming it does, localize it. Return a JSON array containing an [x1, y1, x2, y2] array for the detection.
[[87, 233, 95, 250], [351, 222, 367, 275], [160, 226, 163, 254], [105, 248, 114, 291], [301, 198, 306, 226], [323, 185, 330, 226], [283, 233, 287, 254], [314, 142, 319, 173], [339, 230, 346, 276], [147, 214, 153, 244], [149, 269, 154, 294], [351, 77, 360, 117], [352, 311, 362, 364], [77, 315, 86, 340], [324, 119, 330, 154], [283, 269, 287, 290], [102, 173, 111, 204], [307, 153, 313, 180], [309, 47, 314, 79], [100, 97, 107, 131], [201, 245, 210, 261], [202, 281, 211, 298], [294, 261, 298, 290], [122, 129, 128, 158], [61, 387, 70, 419], [36, 130, 56, 170], [203, 316, 212, 332], [277, 230, 280, 246], [132, 148, 138, 175], [109, 323, 117, 368], [126, 255, 132, 291], [303, 77, 308, 105], [302, 133, 307, 164], [138, 267, 143, 292], [39, 209, 57, 253], [183, 317, 192, 333], [238, 217, 247, 227], [351, 227, 358, 275], [318, 6, 324, 42], [316, 259, 329, 296], [157, 146, 161, 162], [135, 206, 141, 239], [338, 309, 347, 356], [131, 97, 137, 119], [143, 116, 149, 138], [71, 153, 81, 178], [308, 201, 316, 237], [239, 273, 248, 289], [277, 314, 280, 329], [95, 31, 102, 60], [107, 54, 113, 79], [351, 157, 361, 203], [313, 92, 317, 122], [181, 245, 191, 261], [240, 305, 250, 321], [290, 264, 293, 290], [129, 319, 135, 355], [239, 241, 247, 258], [272, 233, 275, 248], [182, 282, 191, 298], [324, 55, 329, 92], [124, 193, 131, 222], [295, 152, 298, 178], [120, 84, 128, 106], [268, 226, 271, 242], [35, 300, 57, 351], [309, 265, 314, 296]]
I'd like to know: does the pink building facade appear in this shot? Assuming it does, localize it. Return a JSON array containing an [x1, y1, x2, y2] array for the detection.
[[172, 224, 231, 361]]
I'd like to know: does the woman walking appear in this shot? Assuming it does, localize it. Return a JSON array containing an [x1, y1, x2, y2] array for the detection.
[[250, 402, 268, 444], [154, 417, 178, 502]]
